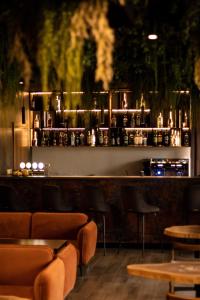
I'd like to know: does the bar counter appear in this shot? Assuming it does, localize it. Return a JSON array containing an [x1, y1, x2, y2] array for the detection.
[[0, 175, 199, 245]]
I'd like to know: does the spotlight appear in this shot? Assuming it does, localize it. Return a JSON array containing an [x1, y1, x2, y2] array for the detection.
[[148, 34, 158, 40]]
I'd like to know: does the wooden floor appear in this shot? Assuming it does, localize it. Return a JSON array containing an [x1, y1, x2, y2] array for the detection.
[[68, 248, 174, 300]]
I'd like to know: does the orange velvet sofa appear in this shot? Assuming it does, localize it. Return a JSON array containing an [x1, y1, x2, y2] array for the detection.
[[0, 244, 65, 300], [0, 212, 97, 271]]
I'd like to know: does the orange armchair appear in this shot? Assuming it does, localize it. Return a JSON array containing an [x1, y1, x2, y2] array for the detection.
[[0, 244, 65, 300]]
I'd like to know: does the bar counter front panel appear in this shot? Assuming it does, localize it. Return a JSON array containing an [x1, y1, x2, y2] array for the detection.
[[0, 176, 198, 245]]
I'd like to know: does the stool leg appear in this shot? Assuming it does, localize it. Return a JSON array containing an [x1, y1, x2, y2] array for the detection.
[[102, 214, 106, 256], [142, 214, 145, 256]]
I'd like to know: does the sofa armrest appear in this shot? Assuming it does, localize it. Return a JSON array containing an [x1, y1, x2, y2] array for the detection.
[[34, 257, 65, 300], [57, 243, 77, 297], [77, 220, 97, 265]]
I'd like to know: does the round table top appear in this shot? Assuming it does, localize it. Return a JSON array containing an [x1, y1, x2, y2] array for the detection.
[[127, 261, 200, 284], [164, 225, 200, 239]]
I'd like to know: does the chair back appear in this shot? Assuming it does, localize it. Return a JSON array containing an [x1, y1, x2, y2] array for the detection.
[[0, 244, 53, 285], [80, 186, 110, 213], [187, 184, 200, 212]]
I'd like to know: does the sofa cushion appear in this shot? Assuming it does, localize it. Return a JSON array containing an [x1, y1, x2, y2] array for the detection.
[[0, 286, 32, 299], [31, 212, 88, 239], [0, 213, 31, 239], [0, 245, 53, 285]]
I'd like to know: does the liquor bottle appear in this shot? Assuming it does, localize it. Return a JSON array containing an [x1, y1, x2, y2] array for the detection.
[[168, 106, 174, 128], [87, 131, 91, 146], [91, 129, 96, 147], [34, 114, 40, 129], [122, 113, 128, 127], [41, 131, 46, 147], [157, 131, 163, 146], [80, 132, 85, 146], [183, 130, 190, 146], [140, 99, 145, 127], [143, 132, 148, 146], [116, 130, 121, 146], [98, 130, 104, 146], [182, 112, 188, 128], [75, 132, 80, 146], [130, 113, 135, 128], [134, 131, 139, 146], [63, 132, 68, 146], [163, 130, 170, 146], [111, 114, 117, 127], [138, 131, 143, 145], [32, 131, 38, 146], [70, 131, 75, 146], [53, 132, 57, 146], [129, 132, 134, 145], [111, 131, 116, 146], [59, 132, 63, 146], [157, 112, 163, 128], [103, 131, 109, 146], [47, 113, 52, 128], [153, 131, 158, 146], [135, 112, 141, 127], [123, 130, 129, 146]]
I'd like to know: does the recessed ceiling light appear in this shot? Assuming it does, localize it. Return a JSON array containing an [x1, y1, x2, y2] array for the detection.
[[148, 34, 158, 40]]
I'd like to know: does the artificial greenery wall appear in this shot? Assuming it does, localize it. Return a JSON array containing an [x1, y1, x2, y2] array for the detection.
[[0, 0, 199, 109]]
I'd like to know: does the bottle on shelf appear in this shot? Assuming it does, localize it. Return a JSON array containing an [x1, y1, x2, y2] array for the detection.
[[130, 113, 135, 128], [98, 130, 104, 146], [134, 130, 139, 146], [80, 132, 85, 146], [138, 130, 143, 146], [153, 130, 158, 146], [111, 114, 117, 127], [122, 113, 128, 127], [75, 132, 80, 146], [142, 132, 148, 146], [123, 130, 129, 146], [135, 112, 141, 127], [183, 130, 190, 146], [157, 131, 163, 146], [157, 112, 163, 128], [91, 129, 96, 147], [163, 130, 170, 146], [53, 132, 57, 146], [70, 131, 75, 146], [59, 132, 63, 146], [167, 106, 174, 128], [32, 131, 38, 146], [111, 131, 116, 146], [103, 130, 109, 146], [87, 130, 91, 146], [140, 94, 146, 127], [34, 114, 40, 129], [182, 111, 188, 128], [47, 112, 52, 128]]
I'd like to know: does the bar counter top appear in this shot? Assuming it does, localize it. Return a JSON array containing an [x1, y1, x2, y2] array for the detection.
[[0, 175, 197, 179]]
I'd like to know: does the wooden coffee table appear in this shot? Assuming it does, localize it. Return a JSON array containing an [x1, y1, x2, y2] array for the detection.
[[164, 225, 200, 258], [127, 261, 200, 299]]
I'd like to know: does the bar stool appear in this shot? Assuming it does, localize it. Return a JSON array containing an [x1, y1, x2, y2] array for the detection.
[[186, 184, 200, 224], [79, 185, 110, 255], [41, 184, 74, 212], [121, 186, 160, 255], [0, 185, 18, 211]]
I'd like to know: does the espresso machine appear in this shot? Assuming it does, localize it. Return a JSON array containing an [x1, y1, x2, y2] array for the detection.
[[143, 158, 189, 176]]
